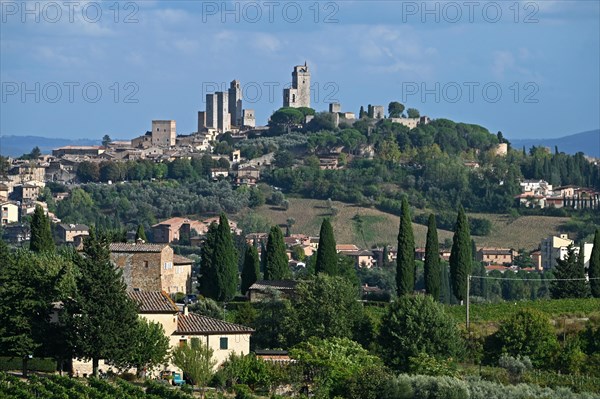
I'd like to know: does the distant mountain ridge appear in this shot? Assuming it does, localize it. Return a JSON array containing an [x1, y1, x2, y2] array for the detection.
[[2, 129, 599, 158], [0, 135, 100, 157], [509, 130, 600, 158]]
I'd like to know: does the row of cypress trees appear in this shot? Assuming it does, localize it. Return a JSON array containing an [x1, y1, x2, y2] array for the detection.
[[396, 196, 472, 302], [396, 196, 600, 301]]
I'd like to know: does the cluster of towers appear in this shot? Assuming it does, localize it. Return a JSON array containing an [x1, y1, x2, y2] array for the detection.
[[198, 80, 255, 133], [198, 63, 311, 133]]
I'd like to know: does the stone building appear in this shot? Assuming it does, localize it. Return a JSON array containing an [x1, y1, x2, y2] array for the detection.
[[283, 63, 311, 108], [57, 223, 89, 244], [109, 243, 192, 294], [228, 80, 243, 127], [476, 247, 516, 265], [369, 105, 385, 119], [152, 217, 208, 244], [13, 183, 40, 201], [541, 234, 575, 270], [242, 109, 256, 128], [52, 146, 104, 157], [205, 92, 231, 133], [151, 120, 176, 147]]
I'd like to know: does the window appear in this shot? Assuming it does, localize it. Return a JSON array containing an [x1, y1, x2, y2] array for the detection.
[[143, 261, 149, 268], [164, 262, 173, 270], [179, 339, 187, 347], [219, 337, 228, 350]]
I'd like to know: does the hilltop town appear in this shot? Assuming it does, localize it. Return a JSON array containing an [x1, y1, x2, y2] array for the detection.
[[1, 62, 600, 398]]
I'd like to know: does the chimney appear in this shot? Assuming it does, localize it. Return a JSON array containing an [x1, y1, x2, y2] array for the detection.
[[183, 305, 188, 316]]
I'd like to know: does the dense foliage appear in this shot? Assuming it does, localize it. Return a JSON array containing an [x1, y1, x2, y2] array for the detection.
[[378, 295, 464, 371], [396, 197, 416, 296], [450, 206, 472, 302], [315, 219, 337, 275], [424, 214, 441, 299]]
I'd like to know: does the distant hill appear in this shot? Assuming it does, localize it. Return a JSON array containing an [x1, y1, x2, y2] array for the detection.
[[509, 130, 600, 158], [0, 135, 100, 157]]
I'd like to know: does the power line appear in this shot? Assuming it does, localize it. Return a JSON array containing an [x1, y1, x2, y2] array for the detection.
[[465, 274, 599, 330], [469, 276, 600, 281]]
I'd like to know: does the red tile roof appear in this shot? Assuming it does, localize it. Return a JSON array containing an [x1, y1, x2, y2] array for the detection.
[[110, 243, 168, 253], [128, 291, 179, 313], [173, 254, 194, 265], [177, 313, 253, 334]]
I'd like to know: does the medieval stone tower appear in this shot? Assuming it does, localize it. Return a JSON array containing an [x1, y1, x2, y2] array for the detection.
[[283, 62, 311, 108], [228, 80, 242, 127]]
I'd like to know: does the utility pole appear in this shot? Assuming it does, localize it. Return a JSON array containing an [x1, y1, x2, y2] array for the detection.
[[466, 274, 471, 331]]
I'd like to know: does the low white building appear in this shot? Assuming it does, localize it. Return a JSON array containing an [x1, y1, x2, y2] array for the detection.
[[73, 291, 253, 376], [1, 202, 19, 225]]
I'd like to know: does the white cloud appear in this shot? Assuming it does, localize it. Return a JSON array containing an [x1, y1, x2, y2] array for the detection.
[[492, 51, 516, 79], [252, 33, 282, 53]]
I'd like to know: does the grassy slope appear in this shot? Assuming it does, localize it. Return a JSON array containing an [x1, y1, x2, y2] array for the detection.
[[250, 198, 569, 250]]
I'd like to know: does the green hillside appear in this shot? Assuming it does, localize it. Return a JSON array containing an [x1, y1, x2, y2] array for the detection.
[[248, 198, 569, 250]]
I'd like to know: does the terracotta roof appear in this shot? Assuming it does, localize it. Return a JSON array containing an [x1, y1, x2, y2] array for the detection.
[[177, 313, 253, 334], [336, 244, 360, 252], [58, 223, 89, 231], [478, 247, 513, 255], [152, 217, 208, 233], [109, 243, 168, 252], [128, 291, 179, 313], [248, 280, 298, 291], [173, 254, 194, 265], [343, 250, 374, 256]]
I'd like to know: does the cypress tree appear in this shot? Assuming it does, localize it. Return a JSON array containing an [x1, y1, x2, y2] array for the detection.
[[264, 225, 290, 280], [66, 228, 138, 377], [30, 205, 54, 253], [240, 245, 260, 295], [424, 214, 441, 300], [198, 223, 218, 299], [396, 197, 415, 296], [315, 218, 338, 275], [589, 229, 600, 298], [550, 245, 589, 299], [135, 224, 147, 242], [213, 214, 238, 301], [439, 263, 452, 304], [449, 206, 472, 303]]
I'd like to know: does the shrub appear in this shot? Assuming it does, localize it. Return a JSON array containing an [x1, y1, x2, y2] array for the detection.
[[0, 356, 55, 373], [216, 353, 276, 391], [234, 384, 255, 399], [378, 295, 464, 371], [335, 365, 393, 399], [408, 353, 459, 377], [119, 372, 137, 382], [484, 308, 559, 368], [397, 374, 469, 399], [498, 354, 532, 382]]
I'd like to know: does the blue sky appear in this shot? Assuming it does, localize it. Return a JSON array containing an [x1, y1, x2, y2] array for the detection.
[[1, 0, 599, 141]]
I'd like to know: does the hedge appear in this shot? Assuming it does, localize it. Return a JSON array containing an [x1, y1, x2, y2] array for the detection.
[[0, 357, 56, 373]]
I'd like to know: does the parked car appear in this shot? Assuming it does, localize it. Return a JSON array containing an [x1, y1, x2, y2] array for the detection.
[[172, 372, 185, 386], [184, 294, 198, 305]]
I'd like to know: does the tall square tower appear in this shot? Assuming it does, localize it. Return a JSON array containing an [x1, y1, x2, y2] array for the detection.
[[151, 120, 176, 147], [283, 63, 311, 108]]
